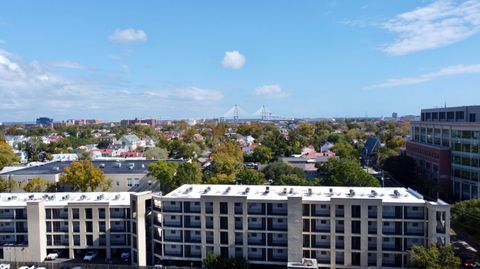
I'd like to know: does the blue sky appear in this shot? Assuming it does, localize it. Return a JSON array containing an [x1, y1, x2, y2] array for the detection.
[[1, 0, 480, 121]]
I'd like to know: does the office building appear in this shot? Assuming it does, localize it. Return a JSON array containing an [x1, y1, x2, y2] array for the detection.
[[406, 105, 480, 200], [153, 184, 449, 268], [36, 117, 53, 126], [0, 191, 152, 266]]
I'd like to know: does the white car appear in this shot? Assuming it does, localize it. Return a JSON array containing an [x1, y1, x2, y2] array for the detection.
[[46, 250, 62, 260], [120, 251, 130, 260], [0, 264, 10, 269], [83, 251, 98, 262], [18, 266, 34, 269]]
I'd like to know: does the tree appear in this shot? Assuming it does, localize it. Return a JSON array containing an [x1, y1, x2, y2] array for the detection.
[[262, 162, 306, 184], [211, 141, 244, 178], [148, 160, 179, 193], [21, 177, 50, 192], [0, 177, 16, 192], [174, 162, 203, 186], [0, 141, 19, 170], [252, 145, 273, 164], [320, 158, 380, 187], [407, 244, 460, 269], [452, 199, 480, 240], [332, 140, 358, 160], [144, 147, 169, 160], [275, 174, 309, 186], [59, 160, 111, 192], [204, 252, 248, 269], [236, 168, 265, 185]]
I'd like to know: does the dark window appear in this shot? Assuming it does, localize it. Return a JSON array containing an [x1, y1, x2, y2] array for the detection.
[[352, 252, 361, 266], [85, 208, 92, 219], [439, 112, 446, 120], [456, 111, 465, 120], [470, 113, 476, 122], [86, 234, 93, 245], [352, 205, 361, 218], [352, 237, 360, 250], [220, 202, 228, 214], [220, 247, 228, 258], [86, 221, 93, 233], [447, 111, 454, 120], [72, 208, 79, 219], [220, 232, 228, 245], [352, 221, 361, 234], [220, 217, 228, 230]]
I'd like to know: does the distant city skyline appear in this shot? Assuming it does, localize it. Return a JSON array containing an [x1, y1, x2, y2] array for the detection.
[[1, 1, 480, 121]]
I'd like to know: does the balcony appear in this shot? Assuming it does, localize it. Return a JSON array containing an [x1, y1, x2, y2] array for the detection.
[[312, 204, 330, 217], [0, 225, 15, 233], [184, 202, 201, 214], [248, 233, 266, 246], [184, 216, 201, 228], [235, 203, 243, 215], [335, 206, 344, 218], [404, 207, 425, 219], [313, 220, 330, 233], [163, 202, 182, 213], [268, 234, 287, 247], [404, 222, 425, 236], [368, 206, 378, 218], [267, 203, 288, 216], [184, 231, 201, 243], [268, 218, 287, 231], [235, 218, 243, 230], [248, 218, 265, 230], [248, 203, 266, 215], [164, 245, 183, 257], [206, 217, 213, 229], [383, 222, 402, 235], [163, 217, 182, 228], [383, 206, 402, 219]]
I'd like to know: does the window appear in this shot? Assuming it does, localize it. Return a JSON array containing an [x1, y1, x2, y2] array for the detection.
[[220, 217, 228, 230], [127, 178, 133, 187], [278, 219, 283, 223], [85, 208, 92, 219], [220, 202, 228, 214]]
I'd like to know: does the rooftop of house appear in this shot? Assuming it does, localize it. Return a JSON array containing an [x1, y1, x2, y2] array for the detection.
[[159, 184, 445, 205], [0, 191, 150, 207], [0, 159, 183, 176]]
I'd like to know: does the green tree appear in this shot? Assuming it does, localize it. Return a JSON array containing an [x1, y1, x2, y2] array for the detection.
[[407, 244, 460, 269], [452, 199, 480, 240], [144, 147, 169, 160], [262, 162, 306, 184], [174, 162, 203, 186], [320, 158, 380, 187], [252, 145, 273, 164], [148, 160, 180, 193], [0, 141, 19, 170], [332, 140, 358, 160], [59, 160, 111, 192], [0, 177, 16, 192], [275, 174, 309, 186], [236, 168, 265, 185], [211, 141, 244, 178], [21, 177, 50, 192]]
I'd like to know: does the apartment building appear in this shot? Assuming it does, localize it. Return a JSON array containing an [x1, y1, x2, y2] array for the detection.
[[407, 105, 480, 200], [152, 184, 449, 269], [0, 191, 152, 266], [0, 160, 183, 192]]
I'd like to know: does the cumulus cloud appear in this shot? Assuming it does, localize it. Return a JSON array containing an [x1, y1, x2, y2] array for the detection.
[[0, 49, 223, 120], [382, 0, 480, 55], [254, 84, 289, 98], [109, 28, 148, 42], [50, 61, 85, 69], [221, 50, 246, 69], [364, 64, 480, 89]]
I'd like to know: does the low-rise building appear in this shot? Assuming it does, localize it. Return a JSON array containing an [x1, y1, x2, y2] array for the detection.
[[153, 184, 449, 268], [0, 191, 152, 266]]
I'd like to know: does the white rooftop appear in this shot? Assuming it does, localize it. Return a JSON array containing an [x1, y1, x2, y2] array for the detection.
[[0, 192, 148, 207], [161, 184, 432, 204]]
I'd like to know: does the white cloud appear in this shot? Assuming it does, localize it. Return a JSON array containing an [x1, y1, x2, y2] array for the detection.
[[221, 50, 246, 69], [364, 64, 480, 89], [382, 0, 480, 55], [0, 49, 223, 120], [50, 61, 84, 69], [254, 84, 289, 98], [109, 28, 147, 42]]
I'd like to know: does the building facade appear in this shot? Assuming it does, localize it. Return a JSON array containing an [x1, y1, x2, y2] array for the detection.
[[153, 184, 449, 269], [0, 192, 152, 266], [407, 105, 480, 200]]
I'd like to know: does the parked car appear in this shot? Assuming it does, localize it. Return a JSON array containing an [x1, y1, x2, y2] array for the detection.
[[46, 250, 62, 260], [0, 264, 10, 269], [18, 265, 34, 269], [120, 251, 130, 260], [83, 251, 98, 262]]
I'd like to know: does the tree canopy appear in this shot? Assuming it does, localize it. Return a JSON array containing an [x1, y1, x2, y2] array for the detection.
[[0, 141, 19, 170], [144, 147, 169, 160], [252, 145, 273, 164], [59, 160, 111, 192], [236, 168, 265, 185], [148, 160, 179, 193], [262, 162, 306, 185], [0, 177, 16, 192], [320, 158, 380, 187], [21, 177, 50, 192], [407, 244, 460, 269]]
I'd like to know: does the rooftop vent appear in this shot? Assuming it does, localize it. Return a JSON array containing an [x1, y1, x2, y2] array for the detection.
[[244, 187, 250, 194], [329, 188, 333, 193], [371, 190, 378, 197], [62, 194, 70, 201], [289, 188, 294, 194], [97, 194, 105, 201], [114, 194, 121, 200], [28, 195, 34, 200], [8, 196, 17, 201], [308, 188, 313, 196], [393, 190, 400, 198], [185, 186, 193, 194], [349, 189, 355, 197], [264, 186, 270, 194], [203, 186, 211, 194], [80, 195, 87, 201], [225, 187, 231, 194], [283, 188, 287, 195]]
